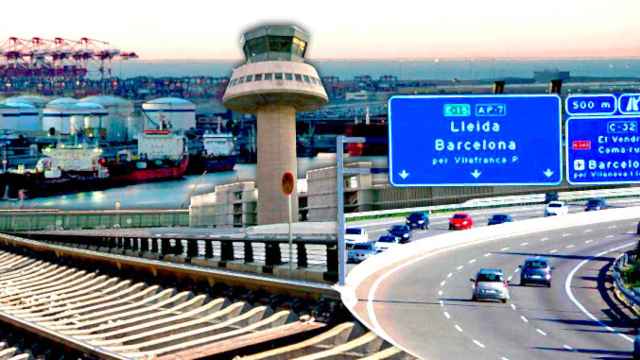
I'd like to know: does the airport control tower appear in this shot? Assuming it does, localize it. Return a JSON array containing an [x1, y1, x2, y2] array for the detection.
[[223, 25, 328, 225]]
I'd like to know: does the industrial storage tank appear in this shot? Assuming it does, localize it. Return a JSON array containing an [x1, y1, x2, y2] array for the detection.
[[70, 102, 108, 139], [42, 98, 79, 135], [3, 102, 39, 133], [80, 95, 133, 142], [0, 104, 20, 131], [141, 97, 196, 132], [4, 95, 49, 109], [3, 95, 48, 134]]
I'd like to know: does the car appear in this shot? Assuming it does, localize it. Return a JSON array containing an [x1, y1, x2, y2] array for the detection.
[[375, 234, 401, 252], [519, 257, 553, 287], [449, 213, 473, 230], [347, 241, 377, 263], [488, 214, 513, 226], [634, 331, 640, 360], [388, 224, 412, 243], [345, 228, 369, 243], [544, 201, 568, 216], [471, 268, 510, 303], [544, 191, 559, 204], [406, 212, 430, 230], [585, 198, 608, 211]]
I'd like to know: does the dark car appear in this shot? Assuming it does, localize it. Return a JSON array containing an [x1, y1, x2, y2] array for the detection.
[[406, 212, 429, 230], [544, 191, 559, 204], [488, 214, 513, 226], [388, 224, 412, 243], [520, 257, 553, 287], [585, 198, 608, 211]]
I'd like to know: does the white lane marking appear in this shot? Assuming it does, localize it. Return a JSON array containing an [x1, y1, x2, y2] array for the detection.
[[584, 229, 593, 233], [562, 233, 572, 237], [484, 253, 491, 257], [447, 272, 453, 278], [500, 247, 510, 251], [444, 311, 450, 319], [472, 339, 486, 349], [520, 242, 529, 246], [468, 259, 477, 264], [566, 244, 575, 249], [540, 237, 549, 242], [440, 281, 446, 287], [606, 235, 615, 239], [508, 275, 513, 282], [536, 328, 547, 336], [585, 240, 593, 244], [501, 357, 510, 360], [565, 241, 635, 343], [563, 344, 574, 351], [454, 324, 463, 332], [439, 300, 444, 307], [549, 249, 558, 254], [514, 268, 520, 273], [438, 290, 443, 296], [510, 304, 517, 310], [456, 265, 464, 271], [520, 315, 528, 323]]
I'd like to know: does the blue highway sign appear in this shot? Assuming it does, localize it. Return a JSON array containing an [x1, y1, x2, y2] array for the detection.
[[566, 116, 640, 185], [619, 94, 640, 115], [566, 94, 617, 116], [388, 95, 563, 186]]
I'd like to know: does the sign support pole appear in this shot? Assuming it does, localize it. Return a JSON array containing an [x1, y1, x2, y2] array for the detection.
[[288, 193, 293, 277], [336, 136, 346, 286]]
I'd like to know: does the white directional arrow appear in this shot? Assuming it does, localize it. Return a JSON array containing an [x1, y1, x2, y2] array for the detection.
[[471, 169, 482, 179], [543, 169, 554, 178], [399, 170, 410, 180]]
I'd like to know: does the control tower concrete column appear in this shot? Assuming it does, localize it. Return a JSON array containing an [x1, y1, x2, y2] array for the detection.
[[256, 105, 296, 224], [223, 25, 328, 225]]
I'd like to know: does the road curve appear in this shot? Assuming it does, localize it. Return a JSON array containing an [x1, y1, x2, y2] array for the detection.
[[347, 210, 640, 360]]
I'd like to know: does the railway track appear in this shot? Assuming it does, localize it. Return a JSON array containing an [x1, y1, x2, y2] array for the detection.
[[0, 236, 414, 360]]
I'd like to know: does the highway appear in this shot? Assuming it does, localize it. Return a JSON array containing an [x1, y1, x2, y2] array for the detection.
[[349, 211, 640, 359]]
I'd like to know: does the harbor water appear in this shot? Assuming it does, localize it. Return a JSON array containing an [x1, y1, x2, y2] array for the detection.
[[4, 156, 386, 210]]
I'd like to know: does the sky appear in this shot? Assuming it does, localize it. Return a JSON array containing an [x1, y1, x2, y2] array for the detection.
[[1, 0, 639, 61]]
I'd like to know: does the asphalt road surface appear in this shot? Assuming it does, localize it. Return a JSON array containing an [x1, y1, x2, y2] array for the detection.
[[353, 216, 640, 359]]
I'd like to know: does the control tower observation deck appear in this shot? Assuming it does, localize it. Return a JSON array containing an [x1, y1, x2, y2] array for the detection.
[[223, 25, 328, 225]]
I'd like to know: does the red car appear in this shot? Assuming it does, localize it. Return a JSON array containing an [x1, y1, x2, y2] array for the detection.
[[449, 213, 474, 230]]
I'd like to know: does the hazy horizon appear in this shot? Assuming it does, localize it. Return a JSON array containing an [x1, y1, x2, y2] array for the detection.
[[2, 1, 638, 60]]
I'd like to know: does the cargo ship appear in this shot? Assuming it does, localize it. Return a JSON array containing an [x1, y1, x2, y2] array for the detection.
[[188, 131, 237, 173], [3, 141, 110, 199], [2, 130, 189, 199], [106, 129, 189, 184]]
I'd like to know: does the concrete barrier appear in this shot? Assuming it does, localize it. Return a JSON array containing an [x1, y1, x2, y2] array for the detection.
[[612, 252, 640, 316]]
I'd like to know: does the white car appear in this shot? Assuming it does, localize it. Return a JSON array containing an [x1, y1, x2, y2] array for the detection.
[[545, 201, 569, 216], [345, 228, 369, 243], [374, 234, 401, 252]]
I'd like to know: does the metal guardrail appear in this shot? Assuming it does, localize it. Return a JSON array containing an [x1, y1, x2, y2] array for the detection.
[[612, 251, 640, 315], [346, 187, 640, 221], [0, 209, 189, 231], [21, 232, 339, 283]]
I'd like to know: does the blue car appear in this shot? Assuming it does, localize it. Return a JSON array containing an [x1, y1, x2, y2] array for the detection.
[[488, 214, 513, 226], [585, 198, 608, 211], [406, 212, 430, 230], [520, 257, 553, 287], [388, 224, 412, 243]]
